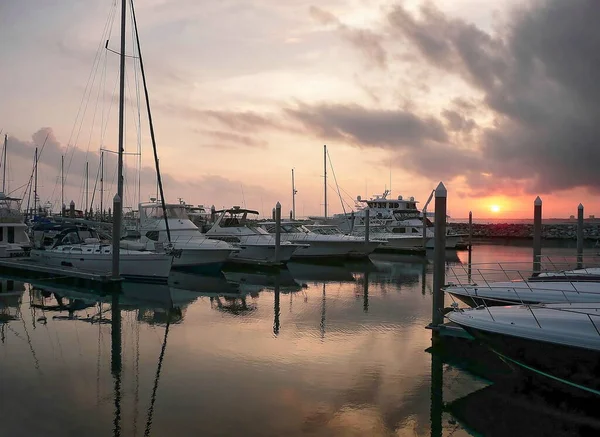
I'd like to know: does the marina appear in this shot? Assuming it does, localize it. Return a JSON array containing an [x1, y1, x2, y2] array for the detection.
[[2, 0, 600, 435]]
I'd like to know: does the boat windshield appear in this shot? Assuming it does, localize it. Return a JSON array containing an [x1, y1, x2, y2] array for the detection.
[[143, 205, 188, 220], [246, 225, 270, 235], [309, 227, 340, 235]]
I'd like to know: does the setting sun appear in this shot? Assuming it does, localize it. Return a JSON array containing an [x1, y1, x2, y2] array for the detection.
[[490, 205, 501, 213]]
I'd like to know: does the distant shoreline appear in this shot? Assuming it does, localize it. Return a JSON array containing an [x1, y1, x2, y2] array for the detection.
[[451, 218, 600, 225], [450, 222, 600, 241]]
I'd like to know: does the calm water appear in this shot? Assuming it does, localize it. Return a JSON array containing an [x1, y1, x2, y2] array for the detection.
[[0, 244, 598, 437]]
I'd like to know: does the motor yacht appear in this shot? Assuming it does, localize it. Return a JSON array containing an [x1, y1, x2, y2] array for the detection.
[[447, 303, 600, 396], [258, 221, 380, 259], [332, 189, 464, 249], [132, 201, 237, 273], [445, 279, 600, 307], [205, 207, 300, 265]]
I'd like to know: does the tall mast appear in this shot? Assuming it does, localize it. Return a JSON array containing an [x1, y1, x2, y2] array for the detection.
[[85, 161, 89, 217], [323, 145, 327, 219], [2, 134, 7, 193], [61, 155, 64, 215], [112, 0, 127, 278], [100, 151, 104, 217], [131, 0, 171, 238], [291, 168, 296, 220], [34, 147, 38, 217], [131, 0, 171, 242]]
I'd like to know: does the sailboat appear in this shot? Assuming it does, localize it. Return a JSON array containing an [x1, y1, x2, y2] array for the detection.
[[0, 135, 32, 257], [29, 0, 173, 282]]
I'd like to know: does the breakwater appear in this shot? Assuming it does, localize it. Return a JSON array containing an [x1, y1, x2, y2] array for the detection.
[[450, 222, 600, 241]]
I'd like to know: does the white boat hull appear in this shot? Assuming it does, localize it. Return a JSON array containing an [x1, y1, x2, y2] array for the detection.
[[426, 234, 463, 249], [228, 243, 298, 265], [286, 239, 377, 258], [30, 249, 172, 282], [172, 248, 231, 271]]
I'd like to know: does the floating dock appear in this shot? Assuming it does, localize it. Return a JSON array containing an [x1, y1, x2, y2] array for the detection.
[[0, 257, 122, 290]]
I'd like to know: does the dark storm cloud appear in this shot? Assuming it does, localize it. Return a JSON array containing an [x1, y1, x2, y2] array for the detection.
[[286, 103, 448, 147], [309, 6, 387, 69], [388, 0, 600, 195]]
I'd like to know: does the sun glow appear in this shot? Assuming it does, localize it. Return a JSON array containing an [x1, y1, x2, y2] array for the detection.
[[490, 205, 501, 213]]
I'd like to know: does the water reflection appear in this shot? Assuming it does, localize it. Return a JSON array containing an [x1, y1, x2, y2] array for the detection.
[[2, 245, 595, 436]]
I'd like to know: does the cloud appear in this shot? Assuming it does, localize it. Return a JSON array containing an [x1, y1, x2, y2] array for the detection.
[[326, 0, 600, 197], [287, 103, 448, 147], [5, 128, 280, 213], [309, 6, 387, 69], [197, 130, 268, 149]]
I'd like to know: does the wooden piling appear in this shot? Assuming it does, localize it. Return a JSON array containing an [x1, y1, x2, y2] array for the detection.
[[274, 202, 281, 263], [533, 196, 542, 275], [431, 182, 447, 328], [577, 203, 584, 269]]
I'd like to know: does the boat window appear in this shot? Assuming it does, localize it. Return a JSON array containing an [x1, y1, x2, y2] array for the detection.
[[7, 227, 14, 243], [71, 247, 82, 252], [412, 228, 420, 233], [0, 227, 3, 242], [143, 205, 188, 220], [222, 217, 241, 227], [393, 228, 406, 234], [145, 231, 159, 241]]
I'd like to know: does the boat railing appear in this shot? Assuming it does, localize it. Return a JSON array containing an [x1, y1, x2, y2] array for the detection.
[[450, 299, 600, 337], [446, 254, 600, 287]]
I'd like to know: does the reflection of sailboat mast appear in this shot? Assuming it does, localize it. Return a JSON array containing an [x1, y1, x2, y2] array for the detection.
[[363, 271, 369, 313], [422, 262, 427, 296], [111, 292, 122, 437], [273, 277, 280, 335], [320, 283, 326, 339], [110, 292, 122, 436], [144, 312, 171, 437]]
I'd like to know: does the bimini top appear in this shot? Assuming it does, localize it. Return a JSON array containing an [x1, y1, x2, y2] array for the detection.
[[215, 206, 259, 215]]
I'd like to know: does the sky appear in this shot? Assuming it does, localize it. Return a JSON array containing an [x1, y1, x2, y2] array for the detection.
[[1, 0, 599, 219]]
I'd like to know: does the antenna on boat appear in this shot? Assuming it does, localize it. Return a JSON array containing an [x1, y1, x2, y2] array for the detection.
[[61, 154, 64, 216], [2, 134, 7, 193], [240, 184, 246, 209], [85, 161, 89, 218], [130, 0, 171, 243], [323, 145, 327, 219], [291, 168, 297, 220], [34, 147, 38, 219], [100, 151, 104, 218]]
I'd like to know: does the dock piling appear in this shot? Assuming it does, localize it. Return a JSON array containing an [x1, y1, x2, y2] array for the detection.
[[533, 196, 542, 275], [69, 200, 75, 218], [274, 202, 281, 263], [210, 205, 216, 223], [468, 211, 472, 283], [431, 182, 447, 328], [577, 203, 584, 269]]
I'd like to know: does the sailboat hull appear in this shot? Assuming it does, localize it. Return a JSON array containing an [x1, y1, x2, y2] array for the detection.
[[30, 249, 172, 282]]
